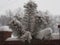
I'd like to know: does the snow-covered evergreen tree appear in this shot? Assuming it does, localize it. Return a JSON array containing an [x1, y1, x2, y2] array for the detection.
[[22, 0, 37, 34], [8, 0, 53, 40], [22, 0, 51, 36]]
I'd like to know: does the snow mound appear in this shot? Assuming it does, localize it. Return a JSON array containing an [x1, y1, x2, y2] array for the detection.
[[6, 37, 20, 41], [11, 34, 18, 38], [35, 28, 52, 40], [6, 33, 19, 41], [51, 33, 59, 39], [0, 26, 12, 32]]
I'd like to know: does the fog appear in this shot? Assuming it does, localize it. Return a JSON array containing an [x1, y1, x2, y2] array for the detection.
[[0, 0, 60, 15]]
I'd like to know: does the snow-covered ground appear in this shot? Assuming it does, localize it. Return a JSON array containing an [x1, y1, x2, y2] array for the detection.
[[6, 37, 20, 41]]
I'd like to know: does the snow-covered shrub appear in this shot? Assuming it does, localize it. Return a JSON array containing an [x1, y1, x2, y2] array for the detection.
[[51, 33, 59, 39], [0, 26, 12, 32], [35, 28, 52, 40], [20, 31, 32, 42], [8, 17, 22, 38]]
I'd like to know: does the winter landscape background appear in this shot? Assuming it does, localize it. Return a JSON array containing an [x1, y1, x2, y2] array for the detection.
[[0, 0, 60, 41]]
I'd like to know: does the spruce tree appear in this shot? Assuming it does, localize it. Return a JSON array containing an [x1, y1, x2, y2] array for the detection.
[[22, 0, 37, 34]]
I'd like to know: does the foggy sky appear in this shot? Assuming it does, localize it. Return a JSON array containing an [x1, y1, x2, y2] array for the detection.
[[0, 0, 60, 15]]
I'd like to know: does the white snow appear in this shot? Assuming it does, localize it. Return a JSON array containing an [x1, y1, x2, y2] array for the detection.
[[0, 26, 12, 32], [35, 27, 60, 40], [20, 31, 32, 42], [13, 18, 21, 25], [35, 28, 52, 39], [6, 33, 20, 41], [6, 31, 32, 42], [6, 37, 20, 41], [11, 34, 18, 38], [51, 33, 59, 39]]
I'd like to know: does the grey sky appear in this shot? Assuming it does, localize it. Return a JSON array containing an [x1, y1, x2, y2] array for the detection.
[[0, 0, 60, 15]]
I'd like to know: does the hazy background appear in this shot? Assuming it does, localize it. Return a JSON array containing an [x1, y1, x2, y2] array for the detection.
[[0, 0, 59, 39], [0, 0, 60, 15]]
